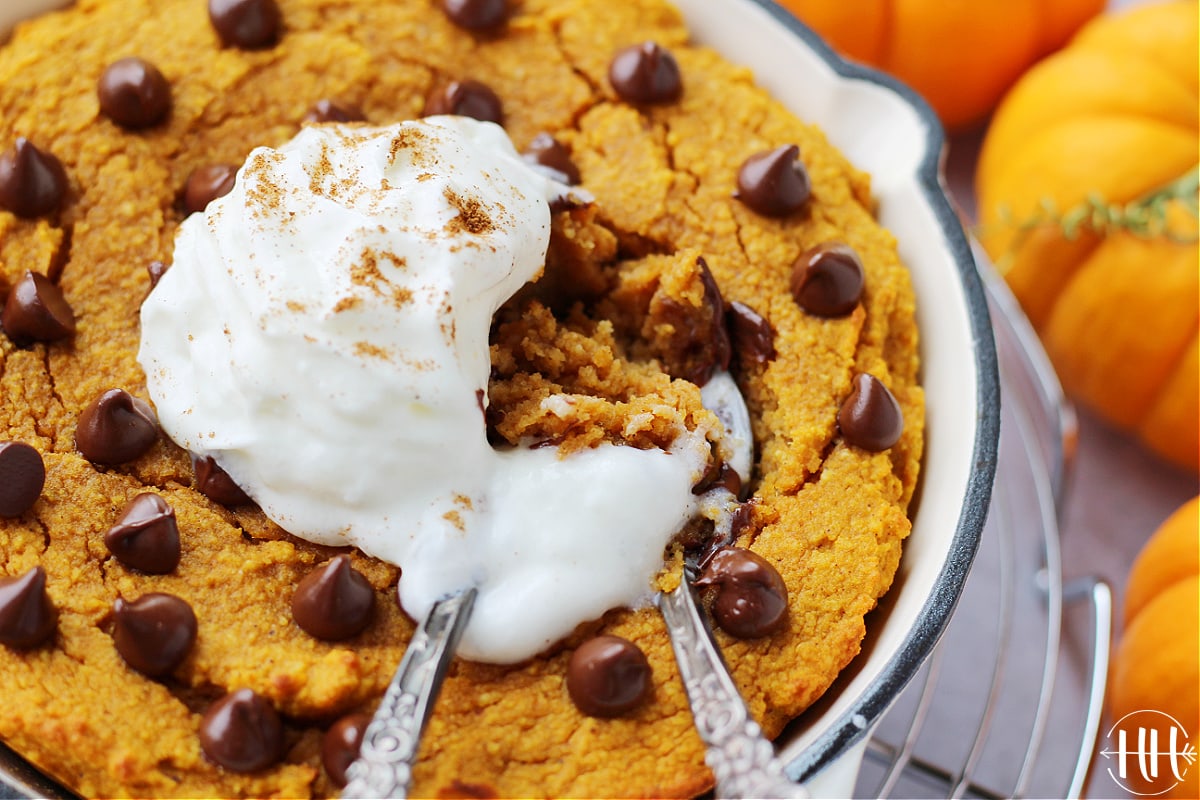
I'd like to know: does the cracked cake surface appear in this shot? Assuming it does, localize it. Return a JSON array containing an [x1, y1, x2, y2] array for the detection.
[[0, 0, 924, 797]]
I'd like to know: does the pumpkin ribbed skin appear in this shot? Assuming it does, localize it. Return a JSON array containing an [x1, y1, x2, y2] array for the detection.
[[976, 0, 1199, 471], [1109, 497, 1199, 799], [780, 0, 1105, 130]]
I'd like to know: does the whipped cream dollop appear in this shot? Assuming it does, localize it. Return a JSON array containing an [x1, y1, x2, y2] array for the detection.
[[139, 118, 733, 663]]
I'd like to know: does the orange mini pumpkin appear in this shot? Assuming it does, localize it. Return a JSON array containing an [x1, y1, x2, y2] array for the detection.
[[976, 0, 1199, 471], [777, 0, 1105, 131], [1108, 496, 1199, 799]]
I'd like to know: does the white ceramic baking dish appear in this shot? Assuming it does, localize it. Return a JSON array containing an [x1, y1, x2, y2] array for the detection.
[[0, 1, 999, 797]]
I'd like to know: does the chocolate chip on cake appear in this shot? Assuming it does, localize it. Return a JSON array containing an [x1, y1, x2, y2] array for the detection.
[[0, 138, 68, 218], [695, 547, 787, 639], [0, 442, 45, 518], [97, 57, 171, 130], [183, 164, 238, 215], [111, 593, 197, 677], [104, 493, 181, 574], [291, 555, 375, 641], [1, 270, 76, 345], [837, 372, 903, 452], [608, 41, 682, 105], [566, 635, 652, 718], [75, 388, 159, 465], [322, 712, 372, 788], [726, 300, 776, 367], [659, 257, 731, 387], [424, 79, 503, 125], [303, 99, 365, 124], [735, 145, 811, 217], [790, 242, 865, 318], [521, 133, 580, 186], [0, 567, 56, 649], [191, 454, 252, 506], [440, 0, 508, 31], [199, 689, 285, 773], [208, 0, 282, 49]]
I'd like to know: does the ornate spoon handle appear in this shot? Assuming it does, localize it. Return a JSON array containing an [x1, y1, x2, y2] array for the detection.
[[341, 588, 477, 799], [658, 582, 809, 799]]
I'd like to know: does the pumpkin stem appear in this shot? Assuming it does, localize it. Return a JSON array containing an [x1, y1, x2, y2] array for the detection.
[[985, 166, 1200, 274]]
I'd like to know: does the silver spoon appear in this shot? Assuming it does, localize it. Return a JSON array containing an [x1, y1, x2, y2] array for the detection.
[[340, 587, 476, 799]]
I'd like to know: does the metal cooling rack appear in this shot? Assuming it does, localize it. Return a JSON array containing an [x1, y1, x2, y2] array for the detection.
[[854, 253, 1112, 799]]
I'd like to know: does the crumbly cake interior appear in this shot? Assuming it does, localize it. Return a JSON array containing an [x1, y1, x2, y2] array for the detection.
[[0, 0, 924, 797]]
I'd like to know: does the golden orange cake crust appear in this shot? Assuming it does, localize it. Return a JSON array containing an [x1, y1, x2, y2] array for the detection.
[[0, 0, 924, 796]]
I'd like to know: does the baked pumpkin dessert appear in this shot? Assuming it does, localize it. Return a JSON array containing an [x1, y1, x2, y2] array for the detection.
[[0, 0, 924, 796]]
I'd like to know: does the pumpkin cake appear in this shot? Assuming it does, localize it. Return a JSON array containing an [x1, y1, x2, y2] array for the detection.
[[0, 0, 924, 797]]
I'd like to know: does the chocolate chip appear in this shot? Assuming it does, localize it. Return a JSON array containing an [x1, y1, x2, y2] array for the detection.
[[111, 593, 197, 677], [521, 133, 580, 186], [0, 442, 45, 518], [692, 461, 741, 500], [657, 257, 730, 387], [440, 0, 508, 30], [183, 164, 237, 215], [208, 0, 282, 49], [790, 242, 864, 317], [566, 635, 652, 718], [147, 260, 169, 289], [322, 712, 371, 788], [303, 99, 365, 125], [695, 548, 787, 639], [191, 454, 252, 506], [424, 80, 503, 125], [97, 57, 172, 130], [104, 493, 181, 574], [2, 270, 76, 345], [291, 555, 375, 641], [608, 42, 683, 105], [0, 567, 56, 649], [0, 138, 68, 218], [726, 301, 775, 367], [75, 388, 159, 465], [735, 145, 810, 217], [837, 373, 903, 452], [199, 689, 285, 773]]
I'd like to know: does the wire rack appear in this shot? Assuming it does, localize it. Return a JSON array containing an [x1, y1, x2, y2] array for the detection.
[[854, 253, 1112, 800]]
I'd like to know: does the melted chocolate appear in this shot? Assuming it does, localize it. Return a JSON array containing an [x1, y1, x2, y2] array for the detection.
[[726, 301, 776, 367], [111, 593, 197, 677], [104, 493, 181, 574]]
